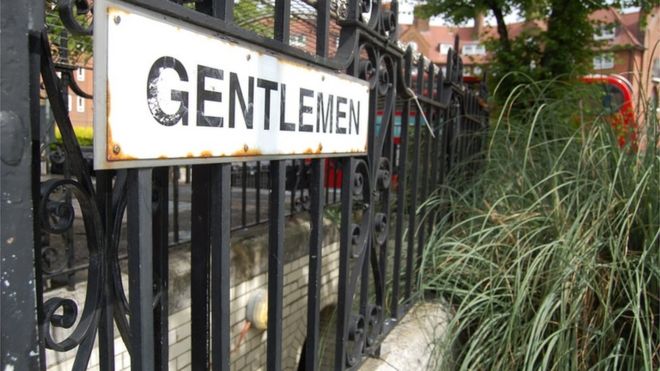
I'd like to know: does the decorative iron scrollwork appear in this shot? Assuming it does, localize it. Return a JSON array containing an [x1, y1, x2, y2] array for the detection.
[[445, 48, 464, 84], [38, 179, 104, 368], [40, 180, 76, 234], [365, 304, 382, 347], [294, 193, 311, 212], [336, 158, 374, 368], [373, 212, 387, 245], [57, 0, 94, 36], [345, 314, 365, 367], [42, 297, 79, 350], [37, 23, 115, 368], [375, 157, 391, 191], [381, 10, 395, 33], [48, 142, 67, 165], [41, 245, 68, 275], [350, 223, 362, 258]]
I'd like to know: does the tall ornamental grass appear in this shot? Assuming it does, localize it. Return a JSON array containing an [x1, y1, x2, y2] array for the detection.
[[421, 79, 659, 370]]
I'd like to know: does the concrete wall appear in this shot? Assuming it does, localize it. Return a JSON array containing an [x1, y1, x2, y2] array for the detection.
[[43, 216, 341, 370]]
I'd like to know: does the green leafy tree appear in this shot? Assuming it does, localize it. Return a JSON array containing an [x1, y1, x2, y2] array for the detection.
[[416, 1, 660, 100], [45, 0, 93, 65], [45, 0, 277, 64]]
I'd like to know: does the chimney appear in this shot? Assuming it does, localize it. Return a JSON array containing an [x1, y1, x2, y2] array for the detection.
[[473, 11, 484, 38], [414, 17, 429, 31]]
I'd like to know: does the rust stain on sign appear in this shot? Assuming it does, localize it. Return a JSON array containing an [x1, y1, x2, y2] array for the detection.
[[112, 153, 138, 161], [231, 147, 262, 156], [107, 138, 137, 161], [106, 123, 115, 160], [108, 6, 130, 17], [107, 132, 138, 161], [106, 83, 113, 160], [106, 82, 112, 124]]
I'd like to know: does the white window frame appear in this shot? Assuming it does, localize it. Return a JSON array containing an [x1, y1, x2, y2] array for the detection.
[[76, 96, 85, 113], [289, 34, 307, 48], [76, 67, 85, 81], [439, 43, 452, 55], [67, 95, 72, 112], [594, 24, 616, 41], [462, 44, 485, 56], [593, 53, 614, 70]]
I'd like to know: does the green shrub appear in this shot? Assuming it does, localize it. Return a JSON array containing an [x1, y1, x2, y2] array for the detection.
[[54, 126, 93, 147], [421, 80, 659, 370]]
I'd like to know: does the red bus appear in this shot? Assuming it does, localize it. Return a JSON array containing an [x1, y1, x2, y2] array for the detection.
[[580, 74, 637, 148]]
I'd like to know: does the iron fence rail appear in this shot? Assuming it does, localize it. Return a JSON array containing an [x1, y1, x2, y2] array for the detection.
[[0, 0, 489, 370]]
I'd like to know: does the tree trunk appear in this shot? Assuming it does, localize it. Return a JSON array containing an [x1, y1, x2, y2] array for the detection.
[[486, 0, 511, 52]]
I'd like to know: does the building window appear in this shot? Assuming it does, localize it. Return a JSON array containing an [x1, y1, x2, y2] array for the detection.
[[76, 96, 85, 113], [76, 67, 85, 81], [594, 24, 616, 41], [289, 34, 307, 48], [593, 53, 614, 70], [439, 43, 452, 55], [652, 58, 660, 79], [462, 44, 486, 56], [67, 95, 72, 112]]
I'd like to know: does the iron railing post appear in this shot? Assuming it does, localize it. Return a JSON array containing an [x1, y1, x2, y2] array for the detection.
[[1, 1, 42, 369], [127, 168, 155, 371]]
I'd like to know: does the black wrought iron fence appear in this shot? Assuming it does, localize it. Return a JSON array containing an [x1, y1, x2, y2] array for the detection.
[[1, 0, 489, 370]]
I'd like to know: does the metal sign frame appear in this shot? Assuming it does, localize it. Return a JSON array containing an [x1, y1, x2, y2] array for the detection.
[[94, 0, 370, 169]]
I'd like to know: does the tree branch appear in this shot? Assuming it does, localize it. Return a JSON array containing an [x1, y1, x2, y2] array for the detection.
[[486, 0, 511, 52]]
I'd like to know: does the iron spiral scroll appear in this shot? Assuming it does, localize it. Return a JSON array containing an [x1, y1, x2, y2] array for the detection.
[[39, 2, 135, 366], [333, 8, 404, 364]]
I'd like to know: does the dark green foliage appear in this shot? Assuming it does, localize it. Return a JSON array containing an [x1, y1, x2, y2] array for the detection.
[[45, 0, 276, 64], [45, 0, 92, 64], [416, 0, 660, 101]]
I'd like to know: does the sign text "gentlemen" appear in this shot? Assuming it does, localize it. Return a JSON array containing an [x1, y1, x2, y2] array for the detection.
[[146, 56, 362, 135]]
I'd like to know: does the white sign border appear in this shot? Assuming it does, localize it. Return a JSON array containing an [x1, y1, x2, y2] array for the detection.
[[93, 0, 370, 170]]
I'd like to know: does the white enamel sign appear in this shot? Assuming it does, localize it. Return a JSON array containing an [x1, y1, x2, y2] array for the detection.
[[94, 1, 369, 169]]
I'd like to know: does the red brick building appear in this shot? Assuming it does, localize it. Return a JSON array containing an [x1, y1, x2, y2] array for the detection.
[[398, 17, 490, 77], [66, 62, 94, 129], [398, 7, 660, 107]]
